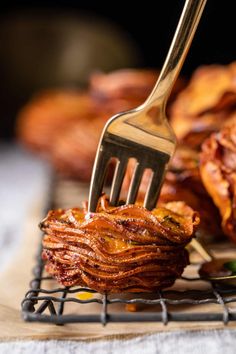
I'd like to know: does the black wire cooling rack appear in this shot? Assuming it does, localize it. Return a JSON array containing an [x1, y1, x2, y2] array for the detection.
[[21, 179, 236, 326]]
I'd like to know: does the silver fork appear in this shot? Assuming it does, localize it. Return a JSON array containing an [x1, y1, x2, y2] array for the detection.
[[88, 0, 207, 212]]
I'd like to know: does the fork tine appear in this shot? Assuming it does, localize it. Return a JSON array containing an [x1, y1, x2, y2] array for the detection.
[[88, 152, 111, 212], [126, 162, 144, 205], [143, 161, 166, 210], [110, 158, 128, 206]]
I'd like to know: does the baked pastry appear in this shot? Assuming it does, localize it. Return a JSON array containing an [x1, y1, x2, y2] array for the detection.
[[200, 116, 236, 242], [90, 69, 159, 101], [17, 89, 97, 154], [170, 63, 236, 148], [16, 88, 119, 180], [41, 195, 199, 292], [123, 145, 221, 239], [17, 70, 160, 155], [17, 68, 185, 180]]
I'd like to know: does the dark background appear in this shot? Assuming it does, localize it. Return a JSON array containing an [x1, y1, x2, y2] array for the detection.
[[1, 0, 236, 138]]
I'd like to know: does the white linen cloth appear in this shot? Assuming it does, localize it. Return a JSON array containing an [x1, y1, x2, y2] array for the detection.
[[0, 143, 50, 272], [0, 329, 236, 354]]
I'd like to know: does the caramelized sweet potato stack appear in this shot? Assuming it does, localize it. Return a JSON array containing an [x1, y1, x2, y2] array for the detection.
[[200, 116, 236, 242], [41, 196, 199, 293], [171, 63, 236, 148]]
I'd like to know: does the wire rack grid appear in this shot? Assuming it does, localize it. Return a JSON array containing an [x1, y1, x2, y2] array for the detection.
[[21, 179, 236, 326]]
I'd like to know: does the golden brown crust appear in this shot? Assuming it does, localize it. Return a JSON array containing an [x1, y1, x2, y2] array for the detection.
[[41, 196, 199, 292], [172, 64, 236, 116], [200, 117, 236, 242], [170, 63, 236, 148]]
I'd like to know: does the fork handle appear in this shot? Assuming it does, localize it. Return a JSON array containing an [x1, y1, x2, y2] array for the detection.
[[146, 0, 207, 107]]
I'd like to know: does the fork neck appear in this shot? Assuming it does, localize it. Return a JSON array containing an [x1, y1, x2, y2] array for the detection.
[[144, 0, 207, 110]]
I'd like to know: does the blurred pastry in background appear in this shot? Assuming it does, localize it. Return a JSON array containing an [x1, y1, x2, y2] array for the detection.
[[123, 145, 221, 239], [170, 62, 236, 148], [51, 117, 108, 181], [90, 69, 159, 101], [17, 89, 97, 154], [200, 115, 236, 243], [16, 68, 184, 180], [90, 68, 185, 111]]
